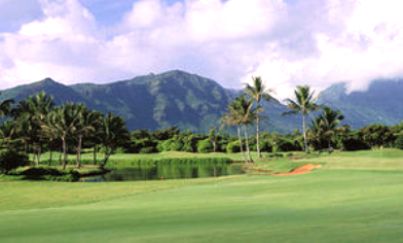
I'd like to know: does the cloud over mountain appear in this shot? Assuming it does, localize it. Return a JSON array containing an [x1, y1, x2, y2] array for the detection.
[[1, 0, 403, 99]]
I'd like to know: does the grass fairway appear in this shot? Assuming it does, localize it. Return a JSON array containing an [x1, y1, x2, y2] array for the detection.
[[1, 150, 403, 242]]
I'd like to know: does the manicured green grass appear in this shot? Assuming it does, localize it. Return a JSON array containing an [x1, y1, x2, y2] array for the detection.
[[1, 149, 403, 242], [299, 149, 403, 171]]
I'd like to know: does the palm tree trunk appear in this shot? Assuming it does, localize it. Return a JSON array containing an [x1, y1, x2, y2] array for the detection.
[[237, 126, 247, 162], [244, 126, 253, 163], [37, 144, 42, 166], [59, 148, 63, 165], [32, 152, 37, 167], [62, 137, 67, 170], [93, 145, 97, 165], [100, 147, 111, 169], [302, 114, 308, 153], [256, 114, 261, 158], [48, 149, 53, 166], [33, 145, 39, 167], [76, 135, 82, 168]]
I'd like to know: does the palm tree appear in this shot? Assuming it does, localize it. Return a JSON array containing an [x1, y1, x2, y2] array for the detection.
[[0, 98, 15, 148], [74, 106, 100, 168], [0, 98, 14, 117], [86, 111, 104, 165], [0, 121, 18, 148], [13, 92, 54, 165], [310, 107, 344, 152], [208, 128, 219, 153], [99, 113, 130, 169], [284, 85, 319, 152], [222, 107, 246, 162], [222, 95, 256, 162], [245, 76, 272, 158], [42, 104, 81, 170]]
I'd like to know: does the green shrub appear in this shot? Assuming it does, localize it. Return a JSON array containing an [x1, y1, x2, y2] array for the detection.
[[259, 140, 273, 152], [139, 147, 158, 154], [360, 124, 395, 148], [395, 135, 403, 150], [226, 141, 241, 153], [114, 147, 126, 154], [276, 139, 300, 152], [268, 152, 283, 158], [342, 136, 370, 151], [0, 150, 28, 174], [197, 139, 213, 153], [181, 134, 200, 152], [129, 138, 158, 153], [157, 139, 183, 152]]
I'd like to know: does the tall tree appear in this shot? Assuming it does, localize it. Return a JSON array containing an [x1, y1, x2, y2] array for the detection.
[[360, 124, 395, 149], [85, 111, 104, 165], [245, 76, 272, 158], [74, 106, 100, 168], [99, 113, 130, 169], [309, 107, 344, 152], [222, 95, 256, 162], [208, 127, 219, 153], [0, 121, 19, 149], [42, 104, 81, 170], [0, 98, 14, 117], [0, 98, 15, 148], [13, 92, 54, 165], [285, 85, 319, 152]]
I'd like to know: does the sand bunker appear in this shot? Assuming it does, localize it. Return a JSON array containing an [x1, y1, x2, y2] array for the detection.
[[274, 164, 321, 176]]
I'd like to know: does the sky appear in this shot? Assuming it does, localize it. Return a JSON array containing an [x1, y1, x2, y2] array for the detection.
[[1, 0, 403, 99]]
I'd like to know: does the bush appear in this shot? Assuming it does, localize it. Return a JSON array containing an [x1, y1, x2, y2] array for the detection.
[[276, 139, 300, 152], [157, 139, 183, 152], [181, 134, 200, 152], [226, 141, 241, 153], [395, 135, 403, 150], [128, 138, 158, 153], [268, 152, 283, 158], [360, 124, 395, 148], [197, 139, 213, 153], [139, 146, 158, 154], [0, 150, 28, 174], [114, 147, 126, 154], [259, 140, 273, 152], [342, 136, 370, 151]]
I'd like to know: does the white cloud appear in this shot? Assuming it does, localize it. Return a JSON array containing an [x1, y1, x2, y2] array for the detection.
[[1, 0, 403, 100]]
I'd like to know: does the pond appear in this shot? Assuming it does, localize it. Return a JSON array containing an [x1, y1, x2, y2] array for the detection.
[[81, 161, 245, 182]]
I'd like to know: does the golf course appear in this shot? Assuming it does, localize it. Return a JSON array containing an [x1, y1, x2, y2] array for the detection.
[[1, 149, 403, 243]]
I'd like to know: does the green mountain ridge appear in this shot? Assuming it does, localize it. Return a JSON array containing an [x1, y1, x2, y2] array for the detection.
[[317, 79, 403, 128], [2, 70, 400, 132], [0, 70, 298, 133]]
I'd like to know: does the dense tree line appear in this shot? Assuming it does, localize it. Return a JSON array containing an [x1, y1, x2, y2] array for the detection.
[[121, 122, 402, 155], [0, 92, 129, 172], [0, 80, 403, 172]]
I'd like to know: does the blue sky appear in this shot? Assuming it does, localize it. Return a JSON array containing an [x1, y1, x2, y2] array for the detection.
[[0, 0, 402, 99], [0, 0, 182, 32]]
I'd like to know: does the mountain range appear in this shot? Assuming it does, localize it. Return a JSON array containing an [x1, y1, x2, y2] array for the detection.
[[318, 80, 403, 128], [0, 70, 402, 132]]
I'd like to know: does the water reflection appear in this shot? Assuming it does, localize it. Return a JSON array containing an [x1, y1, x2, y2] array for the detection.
[[82, 161, 244, 182]]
